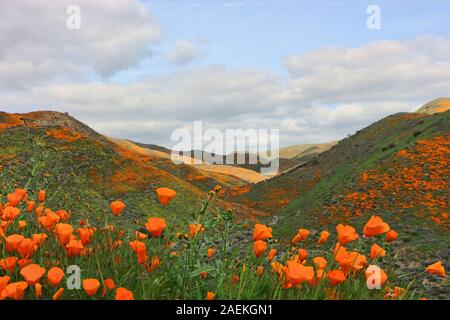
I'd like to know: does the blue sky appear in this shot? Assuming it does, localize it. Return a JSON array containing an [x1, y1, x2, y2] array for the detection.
[[1, 0, 449, 149], [113, 0, 450, 80]]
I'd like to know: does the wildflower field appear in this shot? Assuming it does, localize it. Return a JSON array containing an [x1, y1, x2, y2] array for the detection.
[[0, 185, 445, 300]]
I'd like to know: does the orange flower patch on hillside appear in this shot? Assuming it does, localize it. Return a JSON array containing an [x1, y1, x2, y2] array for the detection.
[[325, 134, 450, 228], [45, 127, 83, 143], [0, 113, 24, 132]]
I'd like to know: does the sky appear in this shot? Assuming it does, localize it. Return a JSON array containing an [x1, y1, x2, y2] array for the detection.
[[1, 0, 450, 150]]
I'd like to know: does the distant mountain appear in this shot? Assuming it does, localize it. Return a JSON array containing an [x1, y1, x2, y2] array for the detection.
[[415, 97, 450, 114], [277, 141, 337, 160]]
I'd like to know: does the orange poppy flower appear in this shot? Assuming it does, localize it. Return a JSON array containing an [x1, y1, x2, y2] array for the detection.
[[18, 220, 27, 230], [104, 278, 116, 290], [110, 200, 126, 217], [370, 244, 386, 260], [253, 240, 267, 258], [335, 249, 367, 273], [207, 248, 215, 258], [200, 271, 207, 278], [66, 239, 84, 257], [53, 287, 64, 300], [7, 192, 22, 207], [313, 257, 327, 270], [47, 267, 65, 287], [77, 226, 94, 245], [130, 241, 147, 264], [135, 231, 148, 240], [35, 206, 44, 218], [327, 269, 347, 286], [55, 223, 74, 245], [271, 261, 286, 278], [206, 292, 215, 300], [312, 269, 327, 286], [20, 264, 46, 285], [137, 246, 149, 265], [297, 248, 308, 262], [56, 210, 70, 221], [27, 201, 35, 212], [148, 256, 161, 272], [0, 257, 18, 273], [145, 217, 167, 237], [35, 283, 42, 299], [44, 210, 60, 229], [129, 240, 142, 252], [155, 187, 176, 206], [317, 230, 330, 245], [189, 223, 205, 238], [426, 261, 445, 277], [385, 230, 398, 242], [267, 248, 277, 261], [14, 189, 27, 200], [363, 215, 390, 237], [83, 278, 100, 296], [297, 229, 310, 242], [5, 234, 24, 252], [285, 260, 314, 286], [0, 281, 28, 300], [115, 287, 134, 300], [253, 224, 273, 241], [102, 278, 116, 296], [17, 238, 36, 258], [32, 233, 48, 247], [0, 275, 10, 291], [336, 224, 359, 245], [2, 206, 20, 221], [232, 275, 239, 284], [38, 190, 46, 202], [17, 259, 32, 269], [256, 266, 264, 276]]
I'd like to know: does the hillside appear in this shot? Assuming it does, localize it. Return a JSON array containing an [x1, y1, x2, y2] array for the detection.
[[232, 108, 450, 298], [0, 111, 267, 226], [416, 97, 450, 114]]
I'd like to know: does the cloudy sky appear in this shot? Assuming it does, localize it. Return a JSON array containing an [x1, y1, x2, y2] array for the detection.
[[1, 0, 450, 150]]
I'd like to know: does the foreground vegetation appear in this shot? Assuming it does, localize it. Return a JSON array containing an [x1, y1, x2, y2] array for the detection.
[[0, 185, 445, 300]]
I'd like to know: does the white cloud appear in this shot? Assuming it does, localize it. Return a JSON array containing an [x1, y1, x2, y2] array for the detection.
[[0, 0, 161, 89], [282, 36, 450, 105], [166, 40, 201, 66]]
